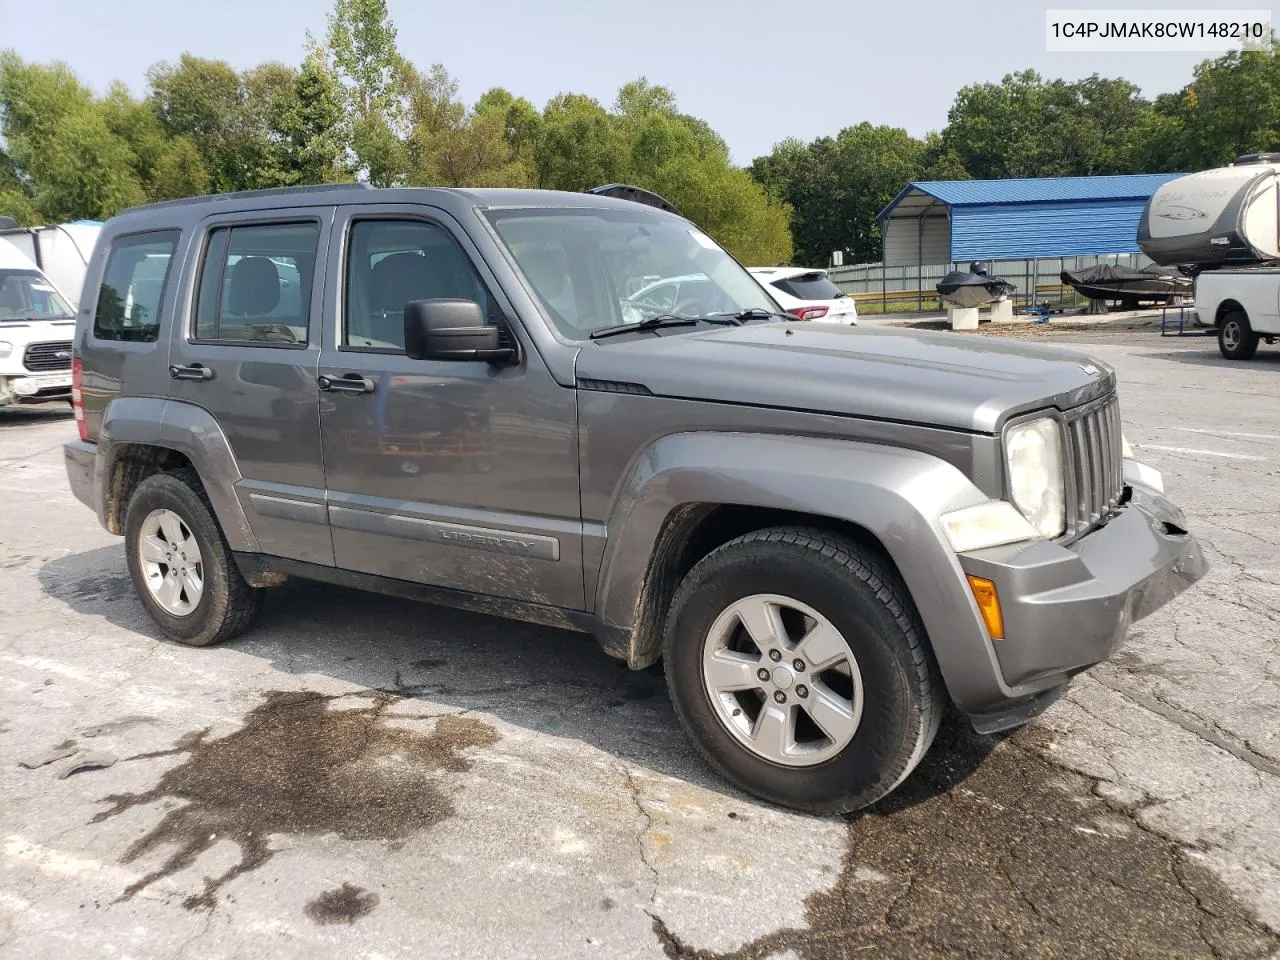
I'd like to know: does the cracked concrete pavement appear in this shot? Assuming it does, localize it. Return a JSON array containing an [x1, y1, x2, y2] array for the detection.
[[1, 328, 1278, 958]]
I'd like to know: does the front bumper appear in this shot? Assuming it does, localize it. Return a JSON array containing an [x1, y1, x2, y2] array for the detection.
[[956, 486, 1206, 722], [0, 372, 74, 404]]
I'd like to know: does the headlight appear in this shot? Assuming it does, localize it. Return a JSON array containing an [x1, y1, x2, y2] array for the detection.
[[941, 501, 1040, 553], [0, 341, 12, 358], [1005, 417, 1066, 538]]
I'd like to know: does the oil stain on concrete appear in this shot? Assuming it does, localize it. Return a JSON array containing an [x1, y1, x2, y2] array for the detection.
[[92, 690, 499, 911], [305, 883, 380, 925], [652, 720, 1280, 960]]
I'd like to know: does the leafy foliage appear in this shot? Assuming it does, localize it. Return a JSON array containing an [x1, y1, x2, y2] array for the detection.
[[4, 6, 1280, 266]]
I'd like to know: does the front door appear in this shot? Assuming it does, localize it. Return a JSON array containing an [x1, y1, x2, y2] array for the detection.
[[167, 208, 335, 565], [316, 206, 583, 609]]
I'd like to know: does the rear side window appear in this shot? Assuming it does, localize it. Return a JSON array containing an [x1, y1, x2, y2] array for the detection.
[[772, 273, 845, 301], [93, 231, 180, 342], [194, 222, 319, 345]]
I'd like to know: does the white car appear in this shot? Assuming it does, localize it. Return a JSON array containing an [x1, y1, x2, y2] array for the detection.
[[0, 241, 78, 408], [748, 267, 857, 324]]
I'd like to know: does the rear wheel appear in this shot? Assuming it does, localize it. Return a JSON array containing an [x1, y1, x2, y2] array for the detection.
[[124, 468, 261, 646], [663, 527, 943, 814], [1219, 309, 1259, 360]]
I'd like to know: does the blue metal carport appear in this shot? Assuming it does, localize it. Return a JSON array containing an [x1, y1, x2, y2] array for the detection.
[[875, 174, 1182, 267]]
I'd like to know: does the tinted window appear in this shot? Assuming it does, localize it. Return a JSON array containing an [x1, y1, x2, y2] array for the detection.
[[93, 231, 179, 342], [772, 273, 845, 301], [194, 222, 319, 345], [0, 270, 74, 320], [344, 219, 493, 351]]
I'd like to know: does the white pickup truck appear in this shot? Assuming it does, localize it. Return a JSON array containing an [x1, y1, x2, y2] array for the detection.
[[1195, 268, 1280, 361]]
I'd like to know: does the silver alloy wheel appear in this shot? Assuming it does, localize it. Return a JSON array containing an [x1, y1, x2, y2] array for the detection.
[[1223, 318, 1241, 350], [701, 593, 864, 767], [137, 508, 205, 617]]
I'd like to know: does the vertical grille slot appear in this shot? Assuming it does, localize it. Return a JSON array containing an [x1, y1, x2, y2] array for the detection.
[[1064, 395, 1124, 536]]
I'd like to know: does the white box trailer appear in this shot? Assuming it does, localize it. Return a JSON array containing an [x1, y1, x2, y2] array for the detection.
[[1138, 154, 1280, 268], [0, 218, 102, 309]]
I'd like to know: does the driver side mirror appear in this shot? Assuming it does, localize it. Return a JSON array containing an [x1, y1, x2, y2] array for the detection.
[[404, 299, 514, 363]]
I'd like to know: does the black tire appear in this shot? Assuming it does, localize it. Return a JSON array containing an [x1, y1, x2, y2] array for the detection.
[[663, 527, 944, 814], [123, 467, 261, 646], [1219, 309, 1259, 360]]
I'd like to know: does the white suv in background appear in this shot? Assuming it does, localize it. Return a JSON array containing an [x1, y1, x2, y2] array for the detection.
[[749, 267, 857, 324]]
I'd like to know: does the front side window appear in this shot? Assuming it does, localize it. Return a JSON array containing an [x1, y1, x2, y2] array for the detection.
[[484, 207, 777, 339], [344, 219, 493, 351], [93, 231, 180, 342], [194, 222, 319, 345], [0, 270, 74, 321]]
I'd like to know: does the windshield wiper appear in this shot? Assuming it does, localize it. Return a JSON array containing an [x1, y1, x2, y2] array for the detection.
[[707, 308, 794, 323], [589, 313, 741, 340]]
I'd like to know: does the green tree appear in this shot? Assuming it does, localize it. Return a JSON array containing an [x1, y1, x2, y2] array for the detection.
[[0, 53, 145, 220], [1173, 46, 1280, 168], [269, 47, 351, 185], [751, 124, 923, 265], [324, 0, 409, 184]]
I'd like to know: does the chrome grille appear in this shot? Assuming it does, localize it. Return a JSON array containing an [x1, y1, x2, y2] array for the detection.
[[23, 340, 73, 372], [1064, 395, 1124, 535]]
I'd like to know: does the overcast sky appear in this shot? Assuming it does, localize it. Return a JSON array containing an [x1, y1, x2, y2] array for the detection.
[[1, 0, 1222, 164]]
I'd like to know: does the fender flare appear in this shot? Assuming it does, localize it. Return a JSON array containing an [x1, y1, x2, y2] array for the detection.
[[99, 396, 258, 552], [592, 431, 1011, 713]]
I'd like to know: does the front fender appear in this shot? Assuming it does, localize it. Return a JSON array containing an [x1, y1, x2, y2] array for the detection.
[[592, 431, 1013, 713], [99, 396, 258, 552]]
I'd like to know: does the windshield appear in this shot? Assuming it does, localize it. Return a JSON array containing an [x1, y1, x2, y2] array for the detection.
[[484, 207, 778, 339], [0, 269, 74, 321]]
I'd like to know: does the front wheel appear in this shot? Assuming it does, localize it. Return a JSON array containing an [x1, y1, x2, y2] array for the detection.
[[1219, 309, 1259, 360], [124, 468, 261, 646], [663, 527, 943, 814]]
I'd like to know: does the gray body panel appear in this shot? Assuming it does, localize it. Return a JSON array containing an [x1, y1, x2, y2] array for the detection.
[[314, 202, 583, 609], [574, 323, 1116, 434], [164, 205, 335, 565], [66, 183, 1206, 728]]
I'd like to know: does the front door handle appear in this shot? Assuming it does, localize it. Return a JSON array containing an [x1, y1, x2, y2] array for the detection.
[[169, 363, 215, 382], [318, 373, 376, 395]]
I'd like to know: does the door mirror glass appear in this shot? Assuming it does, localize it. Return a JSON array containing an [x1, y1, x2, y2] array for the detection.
[[404, 298, 511, 362]]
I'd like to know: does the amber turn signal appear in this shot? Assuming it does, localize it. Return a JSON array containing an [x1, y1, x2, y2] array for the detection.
[[966, 575, 1005, 640]]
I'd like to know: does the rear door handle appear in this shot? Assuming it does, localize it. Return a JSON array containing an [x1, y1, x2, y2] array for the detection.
[[318, 373, 376, 395], [169, 363, 215, 382]]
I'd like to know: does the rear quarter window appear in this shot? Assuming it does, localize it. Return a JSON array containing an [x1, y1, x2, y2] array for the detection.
[[772, 273, 845, 301], [93, 231, 180, 342]]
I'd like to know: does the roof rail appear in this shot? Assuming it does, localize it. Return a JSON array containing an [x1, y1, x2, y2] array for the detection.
[[119, 182, 374, 216], [585, 183, 682, 216]]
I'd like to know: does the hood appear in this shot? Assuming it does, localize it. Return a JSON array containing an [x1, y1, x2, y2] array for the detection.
[[574, 323, 1115, 433]]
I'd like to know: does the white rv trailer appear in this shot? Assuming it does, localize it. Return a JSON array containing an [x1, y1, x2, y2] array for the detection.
[[1140, 155, 1280, 360], [1138, 154, 1280, 268]]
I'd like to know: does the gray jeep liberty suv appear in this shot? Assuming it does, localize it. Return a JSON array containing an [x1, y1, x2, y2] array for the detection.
[[63, 182, 1206, 813]]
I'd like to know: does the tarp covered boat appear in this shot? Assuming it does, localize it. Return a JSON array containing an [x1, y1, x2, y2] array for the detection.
[[936, 262, 1016, 308], [1060, 263, 1192, 305], [1138, 155, 1280, 267]]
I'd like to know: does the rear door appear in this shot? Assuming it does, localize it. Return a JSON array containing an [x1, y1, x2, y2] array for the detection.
[[316, 204, 583, 609], [166, 207, 335, 565]]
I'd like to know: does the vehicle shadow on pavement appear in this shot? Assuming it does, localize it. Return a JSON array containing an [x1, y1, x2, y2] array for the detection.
[[1143, 348, 1280, 368], [38, 546, 1001, 810], [0, 406, 74, 426]]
